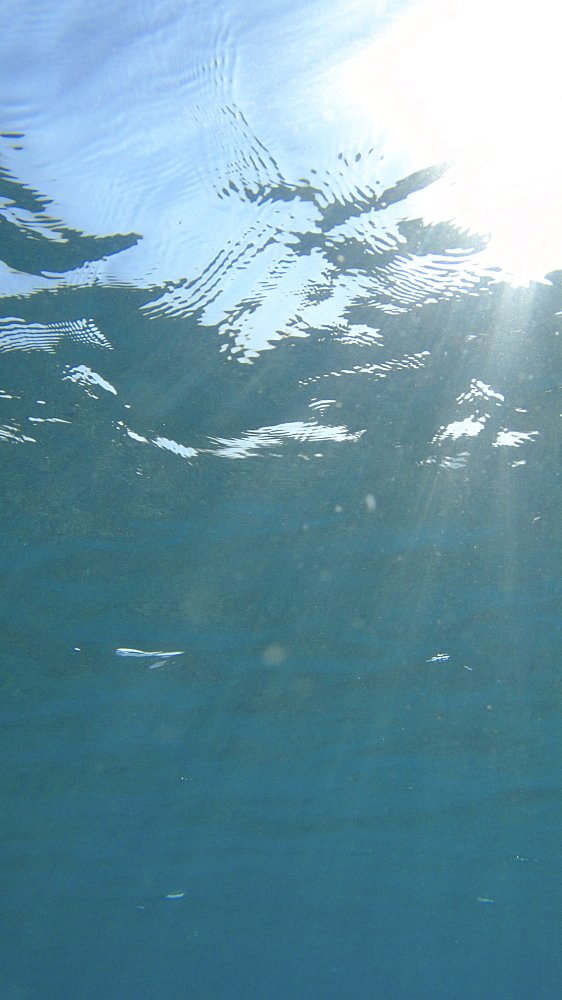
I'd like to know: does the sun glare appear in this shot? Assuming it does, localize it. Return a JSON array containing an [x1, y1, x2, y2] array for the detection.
[[334, 0, 562, 284]]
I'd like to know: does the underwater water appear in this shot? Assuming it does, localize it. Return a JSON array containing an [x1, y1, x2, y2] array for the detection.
[[0, 1, 560, 998]]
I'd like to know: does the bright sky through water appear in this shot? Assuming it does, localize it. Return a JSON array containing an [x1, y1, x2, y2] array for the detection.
[[1, 0, 561, 298]]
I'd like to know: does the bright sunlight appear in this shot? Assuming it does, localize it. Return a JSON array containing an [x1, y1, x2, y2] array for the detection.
[[332, 0, 562, 284]]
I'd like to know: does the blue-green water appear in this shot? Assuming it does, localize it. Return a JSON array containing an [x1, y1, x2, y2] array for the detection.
[[1, 2, 560, 998]]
